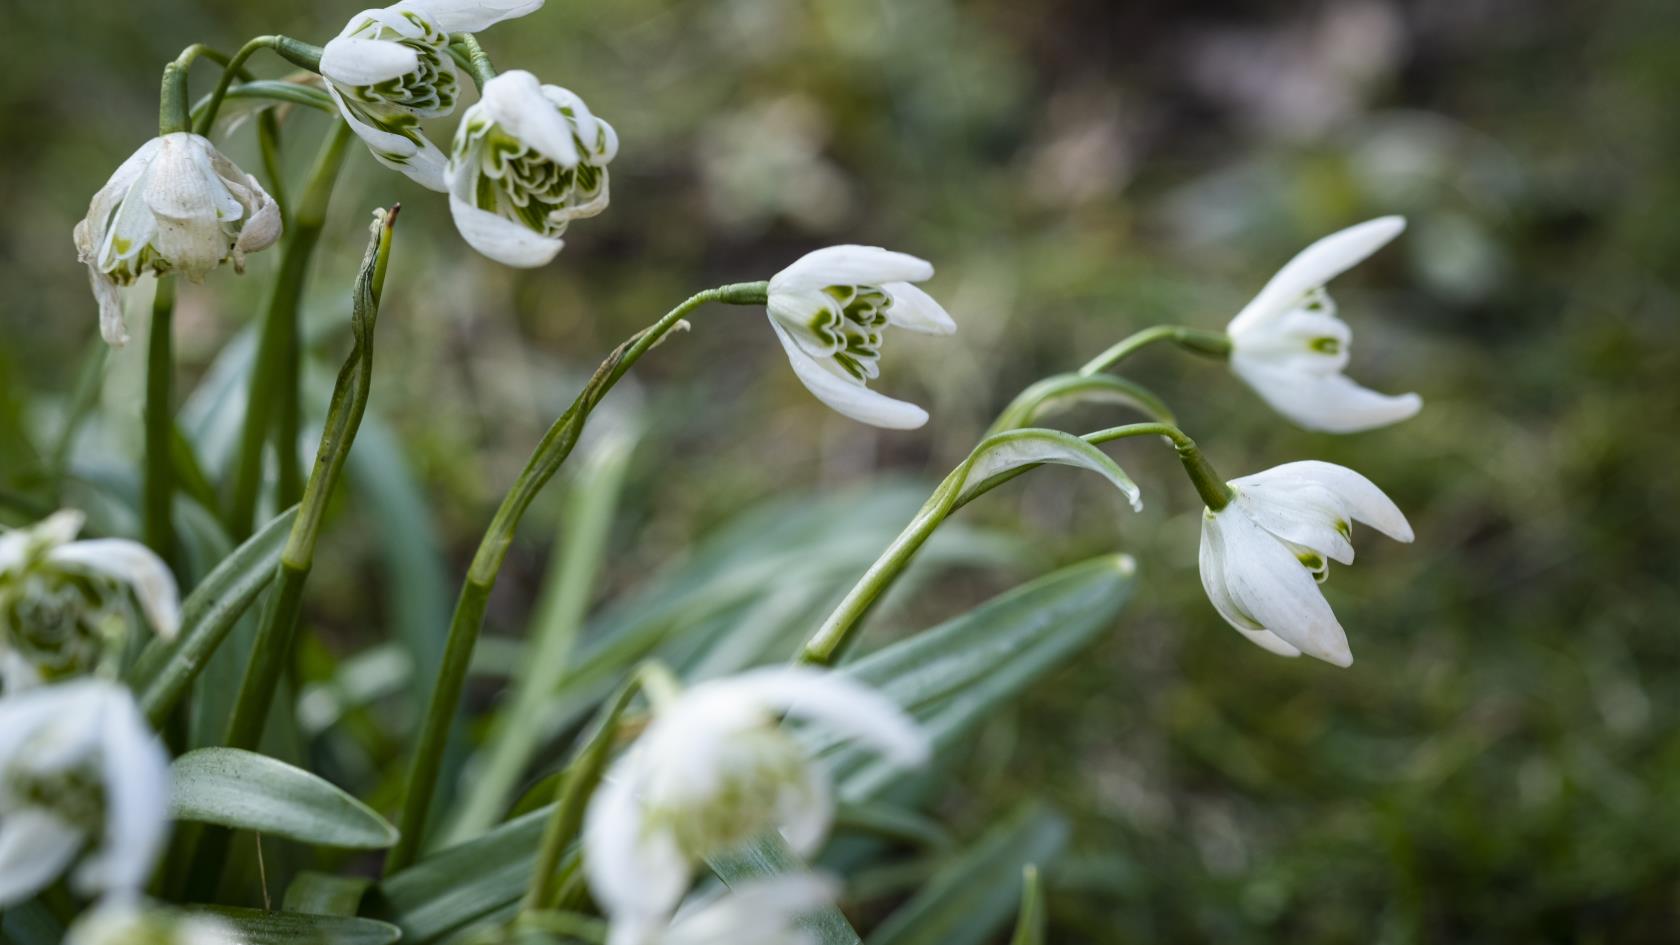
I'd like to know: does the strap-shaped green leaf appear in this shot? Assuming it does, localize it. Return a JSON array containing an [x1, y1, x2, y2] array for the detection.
[[1009, 865, 1046, 945], [284, 871, 375, 917], [954, 427, 1140, 510], [987, 372, 1175, 434], [185, 907, 401, 945], [372, 806, 550, 945], [128, 505, 298, 725], [169, 748, 398, 849]]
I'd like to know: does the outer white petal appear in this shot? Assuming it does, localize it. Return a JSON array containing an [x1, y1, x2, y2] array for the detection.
[[480, 70, 579, 167], [881, 281, 956, 335], [1212, 507, 1352, 666], [80, 139, 164, 254], [770, 246, 934, 294], [73, 687, 171, 897], [235, 184, 284, 255], [145, 136, 242, 275], [1228, 305, 1351, 373], [768, 320, 929, 429], [710, 667, 930, 767], [327, 84, 450, 192], [539, 85, 603, 159], [1198, 515, 1303, 658], [399, 0, 544, 33], [33, 508, 88, 549], [0, 682, 83, 766], [320, 37, 421, 87], [1227, 216, 1406, 335], [88, 266, 130, 346], [1230, 357, 1422, 433], [1229, 483, 1354, 564], [1243, 461, 1414, 542], [583, 766, 690, 926], [0, 809, 86, 907], [49, 538, 182, 638], [666, 875, 835, 945], [774, 759, 833, 859], [448, 192, 565, 267]]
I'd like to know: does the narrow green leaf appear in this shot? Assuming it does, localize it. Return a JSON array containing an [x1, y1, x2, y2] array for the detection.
[[169, 748, 398, 849], [185, 907, 401, 945], [707, 832, 863, 945], [1009, 865, 1046, 945], [865, 802, 1067, 945], [0, 899, 64, 945], [284, 871, 375, 917], [372, 806, 551, 945], [954, 428, 1140, 511], [987, 372, 1175, 433], [129, 505, 298, 725]]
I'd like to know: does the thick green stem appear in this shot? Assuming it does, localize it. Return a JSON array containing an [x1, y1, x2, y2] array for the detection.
[[144, 278, 176, 566], [385, 282, 769, 873], [194, 36, 323, 135], [226, 121, 352, 539], [450, 34, 497, 88], [1077, 324, 1231, 376]]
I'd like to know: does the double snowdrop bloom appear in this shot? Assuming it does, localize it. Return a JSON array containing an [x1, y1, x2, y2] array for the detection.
[[583, 667, 927, 943], [320, 0, 543, 191], [0, 510, 180, 691], [1226, 217, 1422, 433], [445, 69, 617, 267], [1198, 460, 1413, 666], [73, 133, 281, 345], [0, 679, 171, 906], [766, 246, 957, 429], [66, 901, 237, 945]]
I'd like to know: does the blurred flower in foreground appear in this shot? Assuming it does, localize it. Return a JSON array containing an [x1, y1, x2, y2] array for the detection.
[[583, 667, 926, 942], [320, 0, 543, 191], [66, 901, 237, 945], [651, 875, 835, 945], [445, 69, 617, 267], [1198, 460, 1412, 666], [0, 510, 179, 691], [0, 679, 171, 905], [73, 133, 281, 345], [766, 246, 956, 429], [1226, 216, 1422, 433]]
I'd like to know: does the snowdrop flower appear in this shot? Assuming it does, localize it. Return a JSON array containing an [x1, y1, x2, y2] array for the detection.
[[0, 510, 179, 691], [1226, 217, 1422, 432], [652, 875, 835, 945], [0, 679, 171, 905], [73, 133, 281, 346], [445, 69, 617, 267], [320, 0, 543, 191], [66, 901, 237, 945], [1199, 460, 1413, 666], [766, 246, 956, 429], [583, 668, 927, 942]]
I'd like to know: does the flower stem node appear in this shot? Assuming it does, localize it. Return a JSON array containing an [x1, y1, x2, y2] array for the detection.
[[766, 245, 957, 429], [1198, 460, 1413, 666], [1226, 216, 1423, 433], [445, 69, 617, 267], [582, 667, 927, 939], [73, 133, 282, 345]]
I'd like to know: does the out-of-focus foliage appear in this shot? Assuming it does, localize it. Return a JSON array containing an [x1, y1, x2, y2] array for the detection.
[[4, 0, 1678, 941]]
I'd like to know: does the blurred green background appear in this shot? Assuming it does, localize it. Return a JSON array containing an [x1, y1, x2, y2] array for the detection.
[[4, 0, 1679, 941]]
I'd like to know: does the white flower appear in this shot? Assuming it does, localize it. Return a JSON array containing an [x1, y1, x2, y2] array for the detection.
[[1226, 217, 1422, 433], [66, 901, 238, 945], [655, 875, 835, 945], [1198, 460, 1413, 666], [0, 510, 180, 691], [0, 679, 171, 906], [583, 668, 927, 940], [766, 246, 957, 429], [73, 133, 281, 346], [320, 1, 543, 191], [444, 69, 617, 267]]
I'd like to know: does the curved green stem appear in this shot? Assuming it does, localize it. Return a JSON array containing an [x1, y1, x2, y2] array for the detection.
[[1077, 324, 1231, 376], [385, 281, 769, 873], [143, 278, 176, 566], [194, 35, 324, 135], [449, 34, 497, 88]]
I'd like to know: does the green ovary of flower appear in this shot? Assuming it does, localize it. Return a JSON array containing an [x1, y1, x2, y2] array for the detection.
[[811, 285, 893, 381]]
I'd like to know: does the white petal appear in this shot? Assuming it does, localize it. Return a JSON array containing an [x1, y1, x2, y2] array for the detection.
[[235, 183, 284, 255], [1228, 304, 1350, 374], [49, 538, 182, 638], [539, 85, 607, 160], [399, 0, 544, 33], [88, 265, 130, 346], [1227, 216, 1405, 335], [882, 281, 955, 335], [320, 37, 421, 87], [667, 875, 836, 945], [74, 688, 171, 897], [1198, 515, 1303, 658], [768, 320, 928, 429], [770, 246, 934, 294], [0, 683, 85, 772], [1230, 356, 1422, 433], [34, 508, 88, 548], [1211, 507, 1352, 666], [1244, 461, 1413, 542], [711, 667, 930, 768], [583, 766, 690, 925], [774, 760, 833, 859], [80, 139, 164, 253], [1229, 483, 1354, 564], [481, 70, 579, 167], [0, 809, 85, 907], [447, 191, 566, 267], [327, 84, 450, 192], [145, 136, 242, 275]]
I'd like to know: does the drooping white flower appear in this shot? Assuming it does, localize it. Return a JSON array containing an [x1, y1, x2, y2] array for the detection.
[[1198, 460, 1413, 666], [0, 510, 179, 691], [320, 1, 543, 191], [73, 133, 281, 346], [66, 900, 238, 945], [657, 875, 835, 945], [1226, 217, 1422, 433], [444, 69, 617, 267], [765, 246, 957, 429], [0, 679, 171, 906], [583, 668, 927, 941]]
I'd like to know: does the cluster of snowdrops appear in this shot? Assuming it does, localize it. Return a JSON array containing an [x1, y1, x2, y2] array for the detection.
[[0, 1, 1424, 943]]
